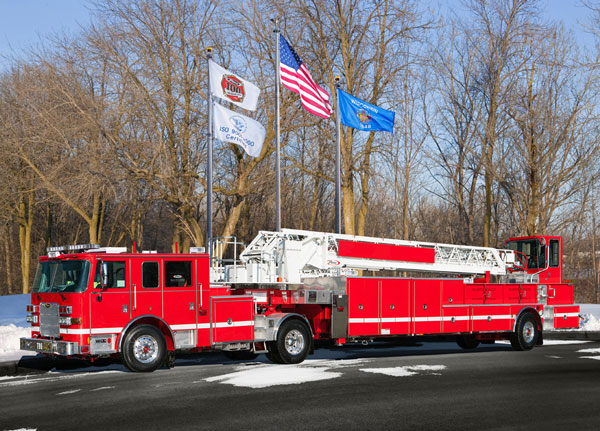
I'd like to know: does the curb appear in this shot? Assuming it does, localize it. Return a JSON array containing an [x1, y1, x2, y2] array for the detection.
[[0, 355, 91, 377], [544, 331, 600, 341]]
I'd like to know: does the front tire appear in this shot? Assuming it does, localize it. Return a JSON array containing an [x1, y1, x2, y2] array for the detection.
[[272, 320, 311, 364], [510, 313, 539, 351], [121, 325, 167, 372]]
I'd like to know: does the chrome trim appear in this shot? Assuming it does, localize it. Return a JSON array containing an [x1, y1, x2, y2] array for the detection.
[[261, 313, 314, 342], [20, 337, 78, 356]]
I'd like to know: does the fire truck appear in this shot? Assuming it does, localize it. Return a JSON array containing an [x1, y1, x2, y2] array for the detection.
[[20, 229, 579, 372]]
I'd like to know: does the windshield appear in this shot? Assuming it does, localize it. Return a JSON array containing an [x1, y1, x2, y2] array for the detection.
[[506, 240, 546, 270], [31, 260, 91, 293]]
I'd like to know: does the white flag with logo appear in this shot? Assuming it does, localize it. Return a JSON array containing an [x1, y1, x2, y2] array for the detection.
[[209, 60, 260, 112], [213, 102, 266, 158]]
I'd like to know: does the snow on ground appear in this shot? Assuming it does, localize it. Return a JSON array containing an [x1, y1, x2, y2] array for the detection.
[[359, 365, 446, 377], [579, 304, 600, 331], [205, 363, 343, 388]]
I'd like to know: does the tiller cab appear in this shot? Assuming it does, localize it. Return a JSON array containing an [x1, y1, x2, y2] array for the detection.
[[21, 229, 579, 372]]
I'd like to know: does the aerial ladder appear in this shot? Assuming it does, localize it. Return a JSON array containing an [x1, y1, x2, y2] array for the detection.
[[213, 228, 518, 284]]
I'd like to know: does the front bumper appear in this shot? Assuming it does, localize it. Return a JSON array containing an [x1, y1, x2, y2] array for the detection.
[[20, 337, 79, 356]]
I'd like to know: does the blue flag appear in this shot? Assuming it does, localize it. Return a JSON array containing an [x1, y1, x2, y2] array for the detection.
[[337, 89, 395, 132]]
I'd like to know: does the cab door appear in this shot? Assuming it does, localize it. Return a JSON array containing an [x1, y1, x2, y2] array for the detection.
[[130, 257, 163, 319], [162, 257, 197, 348], [89, 258, 130, 353]]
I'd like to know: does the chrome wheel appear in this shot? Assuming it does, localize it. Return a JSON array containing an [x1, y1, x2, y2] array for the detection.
[[133, 335, 159, 364], [284, 329, 305, 355], [522, 321, 535, 344]]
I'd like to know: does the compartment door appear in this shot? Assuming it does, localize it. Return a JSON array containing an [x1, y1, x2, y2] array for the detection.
[[211, 296, 254, 344], [413, 279, 442, 334], [347, 278, 380, 336], [380, 279, 411, 336]]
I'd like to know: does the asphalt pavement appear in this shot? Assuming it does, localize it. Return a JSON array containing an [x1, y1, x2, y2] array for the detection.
[[1, 339, 599, 431]]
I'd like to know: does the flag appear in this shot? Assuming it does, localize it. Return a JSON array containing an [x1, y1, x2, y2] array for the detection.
[[213, 102, 266, 158], [279, 35, 333, 119], [337, 89, 395, 132], [209, 60, 260, 112]]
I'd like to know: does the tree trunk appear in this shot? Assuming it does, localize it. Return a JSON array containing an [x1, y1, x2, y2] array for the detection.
[[17, 189, 34, 294], [357, 133, 375, 236], [3, 227, 14, 295], [341, 131, 355, 235]]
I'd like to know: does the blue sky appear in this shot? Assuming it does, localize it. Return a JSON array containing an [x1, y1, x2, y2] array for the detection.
[[0, 0, 594, 70]]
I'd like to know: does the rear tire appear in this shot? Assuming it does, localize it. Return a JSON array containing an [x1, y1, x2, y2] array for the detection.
[[510, 313, 539, 351], [456, 335, 480, 350], [272, 320, 311, 364], [121, 325, 166, 372]]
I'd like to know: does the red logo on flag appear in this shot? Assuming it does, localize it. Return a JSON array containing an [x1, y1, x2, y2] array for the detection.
[[221, 74, 245, 103], [357, 110, 372, 124]]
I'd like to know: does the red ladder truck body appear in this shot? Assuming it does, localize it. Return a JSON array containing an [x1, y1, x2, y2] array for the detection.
[[20, 229, 579, 372]]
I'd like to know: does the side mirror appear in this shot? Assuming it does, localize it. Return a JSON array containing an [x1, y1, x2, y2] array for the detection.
[[100, 262, 110, 288]]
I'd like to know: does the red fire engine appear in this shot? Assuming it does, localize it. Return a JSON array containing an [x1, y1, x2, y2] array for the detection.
[[21, 229, 579, 372]]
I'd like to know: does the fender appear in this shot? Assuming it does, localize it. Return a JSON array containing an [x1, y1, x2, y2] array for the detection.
[[263, 312, 314, 341], [513, 307, 543, 334], [118, 314, 175, 352]]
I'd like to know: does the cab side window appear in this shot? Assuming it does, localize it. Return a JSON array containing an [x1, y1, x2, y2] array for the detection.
[[165, 261, 192, 287], [142, 262, 159, 288], [549, 239, 560, 267], [94, 261, 126, 288]]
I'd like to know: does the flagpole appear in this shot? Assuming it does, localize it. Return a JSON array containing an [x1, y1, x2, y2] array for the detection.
[[206, 47, 214, 261], [334, 76, 342, 234], [273, 19, 281, 232]]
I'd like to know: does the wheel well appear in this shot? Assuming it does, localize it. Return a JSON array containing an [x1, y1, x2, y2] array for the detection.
[[513, 308, 543, 334], [118, 316, 175, 352]]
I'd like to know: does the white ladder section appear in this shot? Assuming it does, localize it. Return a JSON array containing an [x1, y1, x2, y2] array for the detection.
[[219, 229, 516, 284]]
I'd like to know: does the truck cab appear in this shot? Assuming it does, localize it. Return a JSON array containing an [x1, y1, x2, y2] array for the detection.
[[505, 236, 563, 284]]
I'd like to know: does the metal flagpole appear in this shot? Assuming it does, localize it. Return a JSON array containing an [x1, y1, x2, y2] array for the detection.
[[334, 77, 342, 234], [206, 47, 213, 261], [273, 19, 281, 232]]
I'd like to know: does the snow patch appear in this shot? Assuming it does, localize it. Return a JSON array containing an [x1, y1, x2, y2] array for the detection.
[[580, 314, 600, 331], [206, 364, 342, 388], [360, 364, 446, 377], [0, 370, 122, 388], [497, 339, 592, 346], [579, 356, 600, 361], [0, 324, 31, 353]]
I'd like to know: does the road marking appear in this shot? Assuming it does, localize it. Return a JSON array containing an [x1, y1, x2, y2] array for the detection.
[[91, 386, 115, 391], [57, 389, 81, 395], [577, 347, 600, 354]]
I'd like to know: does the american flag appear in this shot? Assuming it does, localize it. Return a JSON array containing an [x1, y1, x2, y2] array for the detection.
[[279, 35, 333, 119]]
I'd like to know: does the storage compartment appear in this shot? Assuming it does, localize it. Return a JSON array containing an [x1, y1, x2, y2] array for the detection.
[[211, 296, 254, 344], [553, 305, 579, 329]]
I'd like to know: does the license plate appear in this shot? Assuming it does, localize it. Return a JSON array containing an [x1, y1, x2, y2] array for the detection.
[[36, 340, 53, 352]]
